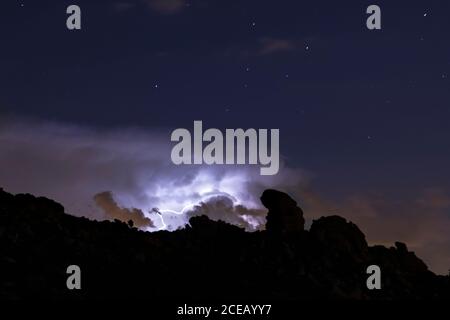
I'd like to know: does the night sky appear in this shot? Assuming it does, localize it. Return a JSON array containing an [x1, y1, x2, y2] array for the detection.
[[1, 0, 450, 273]]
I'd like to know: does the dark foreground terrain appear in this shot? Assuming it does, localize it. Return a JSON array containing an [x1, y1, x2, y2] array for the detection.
[[0, 187, 449, 300]]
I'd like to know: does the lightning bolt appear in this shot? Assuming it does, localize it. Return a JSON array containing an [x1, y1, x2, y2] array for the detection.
[[151, 192, 238, 231]]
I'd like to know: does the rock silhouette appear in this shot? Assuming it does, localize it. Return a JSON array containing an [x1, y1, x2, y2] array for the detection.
[[261, 189, 305, 236], [0, 187, 449, 300]]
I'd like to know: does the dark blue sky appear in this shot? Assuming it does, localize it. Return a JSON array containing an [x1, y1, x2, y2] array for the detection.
[[1, 0, 450, 196]]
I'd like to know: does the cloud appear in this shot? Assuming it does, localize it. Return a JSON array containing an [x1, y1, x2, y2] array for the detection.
[[224, 37, 299, 58], [295, 188, 450, 275], [112, 2, 137, 13], [417, 188, 450, 210], [94, 191, 155, 228], [0, 118, 306, 231], [0, 119, 172, 224], [143, 0, 185, 14], [258, 37, 297, 55], [186, 194, 267, 231], [0, 118, 449, 274]]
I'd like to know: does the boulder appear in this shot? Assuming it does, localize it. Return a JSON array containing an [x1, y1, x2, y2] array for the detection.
[[261, 189, 305, 235]]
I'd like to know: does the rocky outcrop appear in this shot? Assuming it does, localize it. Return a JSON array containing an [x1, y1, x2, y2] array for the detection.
[[261, 189, 305, 236], [309, 215, 368, 262], [0, 187, 449, 300]]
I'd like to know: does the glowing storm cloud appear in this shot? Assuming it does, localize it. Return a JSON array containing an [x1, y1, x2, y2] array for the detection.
[[145, 168, 264, 231]]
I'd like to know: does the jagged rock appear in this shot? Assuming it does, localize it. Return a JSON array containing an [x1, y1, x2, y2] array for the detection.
[[0, 187, 449, 300], [310, 216, 368, 261], [260, 189, 305, 236], [395, 241, 408, 254]]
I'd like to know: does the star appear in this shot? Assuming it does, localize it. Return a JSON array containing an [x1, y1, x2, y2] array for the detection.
[[251, 22, 256, 27], [423, 13, 428, 17], [285, 74, 289, 78], [154, 84, 159, 88], [245, 67, 250, 72]]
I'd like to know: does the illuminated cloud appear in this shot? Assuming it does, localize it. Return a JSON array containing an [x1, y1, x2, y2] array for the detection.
[[0, 119, 449, 274], [94, 191, 155, 228], [186, 194, 267, 231], [0, 119, 306, 231]]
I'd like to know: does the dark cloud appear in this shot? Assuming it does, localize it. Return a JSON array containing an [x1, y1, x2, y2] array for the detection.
[[112, 2, 137, 13], [94, 191, 155, 228], [258, 37, 297, 55], [221, 37, 302, 58], [143, 0, 185, 14]]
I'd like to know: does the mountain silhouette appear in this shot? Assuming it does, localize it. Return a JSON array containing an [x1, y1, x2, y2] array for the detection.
[[0, 187, 449, 300]]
